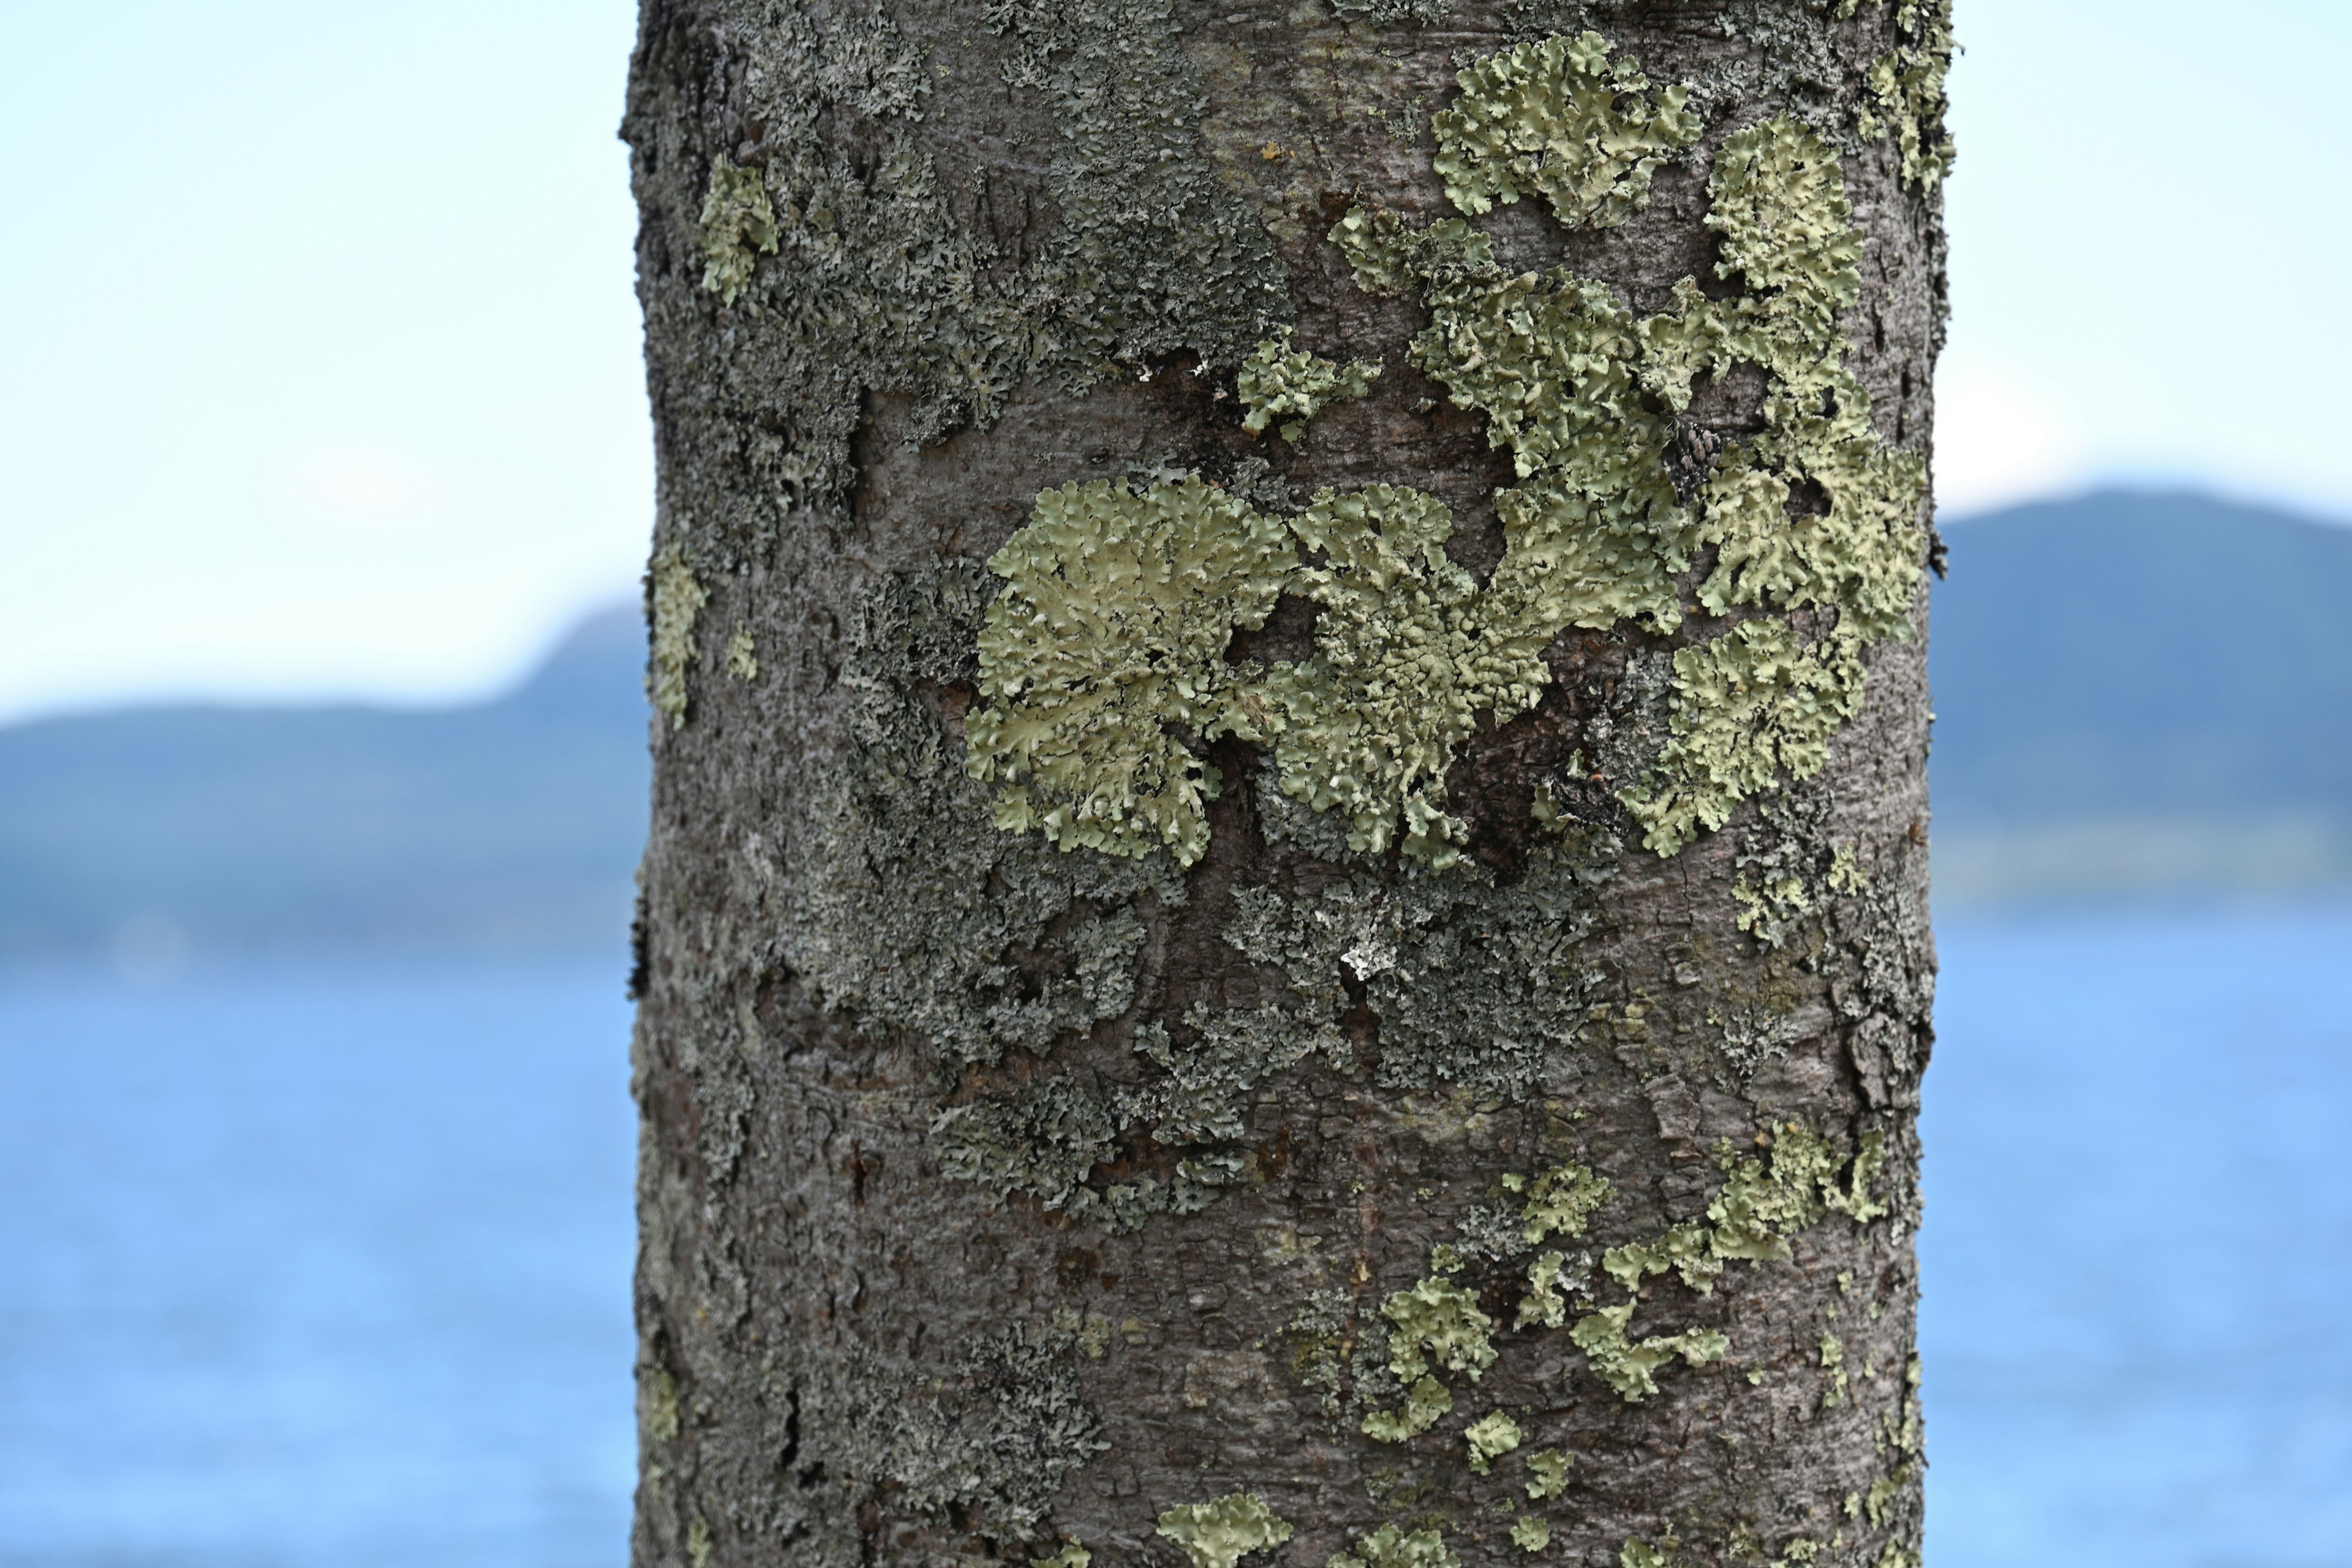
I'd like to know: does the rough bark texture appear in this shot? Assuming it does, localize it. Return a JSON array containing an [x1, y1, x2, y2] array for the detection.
[[624, 3, 1947, 1567]]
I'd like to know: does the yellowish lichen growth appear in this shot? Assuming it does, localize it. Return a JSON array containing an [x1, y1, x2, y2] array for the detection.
[[1031, 1544, 1093, 1568], [1521, 1160, 1612, 1243], [1363, 1269, 1495, 1441], [725, 624, 758, 681], [1855, 0, 1956, 192], [1329, 206, 1501, 298], [967, 478, 1296, 864], [697, 153, 778, 305], [1512, 1517, 1551, 1553], [1330, 1523, 1461, 1568], [1156, 1493, 1294, 1568], [1709, 1122, 1889, 1261], [1464, 1408, 1523, 1473], [1237, 330, 1381, 442], [1625, 622, 1866, 856], [1516, 1249, 1572, 1329], [1569, 1302, 1727, 1401], [1819, 1331, 1849, 1407], [1621, 1537, 1671, 1568], [1247, 486, 1494, 865], [648, 541, 707, 729], [1524, 1447, 1571, 1499], [1602, 1221, 1722, 1296], [1430, 31, 1701, 226]]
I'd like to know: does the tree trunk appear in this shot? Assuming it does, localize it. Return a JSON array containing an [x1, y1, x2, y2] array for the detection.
[[622, 1, 1948, 1565]]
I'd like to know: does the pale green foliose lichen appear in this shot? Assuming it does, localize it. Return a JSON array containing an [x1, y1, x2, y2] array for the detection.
[[1623, 1538, 1671, 1568], [1330, 1523, 1461, 1568], [1465, 1408, 1523, 1472], [723, 625, 758, 681], [968, 477, 1295, 865], [1237, 330, 1381, 442], [1245, 486, 1498, 865], [1031, 1544, 1093, 1568], [648, 541, 707, 728], [1363, 1270, 1496, 1441], [1512, 1517, 1551, 1553], [1430, 32, 1702, 226], [1525, 1447, 1571, 1499], [1521, 1160, 1610, 1243], [1569, 1302, 1728, 1401], [1156, 1492, 1294, 1568], [697, 153, 778, 305], [1853, 0, 1956, 191]]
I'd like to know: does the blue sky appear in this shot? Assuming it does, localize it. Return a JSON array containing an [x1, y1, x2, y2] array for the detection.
[[2, 0, 2345, 722]]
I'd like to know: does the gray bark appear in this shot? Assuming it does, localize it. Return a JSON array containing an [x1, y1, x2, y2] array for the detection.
[[623, 2, 1946, 1566]]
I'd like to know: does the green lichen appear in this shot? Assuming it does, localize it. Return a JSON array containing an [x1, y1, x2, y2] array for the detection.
[[1624, 622, 1866, 857], [1465, 1408, 1523, 1473], [1156, 1492, 1294, 1568], [723, 624, 757, 680], [697, 153, 778, 305], [1602, 1221, 1722, 1296], [648, 541, 707, 729], [1328, 206, 1500, 299], [931, 1074, 1166, 1232], [1382, 1273, 1498, 1383], [1524, 1447, 1571, 1499], [1569, 1302, 1727, 1401], [1247, 486, 1494, 865], [1622, 1540, 1671, 1568], [1330, 1524, 1461, 1568], [1521, 1160, 1610, 1243], [1237, 330, 1381, 442], [1855, 0, 1956, 192], [1031, 1544, 1093, 1568], [1819, 1331, 1848, 1407], [1430, 32, 1702, 226], [1512, 1517, 1551, 1553], [1363, 1271, 1495, 1441], [968, 478, 1296, 864], [1515, 1249, 1572, 1329]]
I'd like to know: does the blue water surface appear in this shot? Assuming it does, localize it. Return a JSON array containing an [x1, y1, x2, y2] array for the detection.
[[2, 913, 2348, 1566], [0, 958, 638, 1568]]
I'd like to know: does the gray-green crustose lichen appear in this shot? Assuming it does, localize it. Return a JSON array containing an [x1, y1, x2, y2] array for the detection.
[[1512, 1517, 1551, 1553], [1218, 835, 1614, 1099], [967, 477, 1296, 865], [1155, 1492, 1294, 1568], [1237, 331, 1381, 442], [648, 541, 707, 728], [683, 0, 1293, 525], [794, 562, 1182, 1085], [1430, 31, 1702, 227]]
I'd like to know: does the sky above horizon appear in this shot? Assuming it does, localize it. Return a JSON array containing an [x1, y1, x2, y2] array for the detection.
[[2, 0, 2346, 723]]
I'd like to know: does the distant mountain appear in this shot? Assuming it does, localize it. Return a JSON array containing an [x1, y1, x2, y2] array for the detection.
[[0, 607, 649, 966], [3, 491, 2346, 967], [1930, 491, 2352, 902]]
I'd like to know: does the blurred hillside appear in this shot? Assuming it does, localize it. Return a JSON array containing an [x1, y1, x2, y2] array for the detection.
[[2, 490, 2347, 967], [1931, 492, 2352, 902], [0, 608, 647, 967]]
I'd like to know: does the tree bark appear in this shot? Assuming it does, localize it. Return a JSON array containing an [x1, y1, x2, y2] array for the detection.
[[623, 2, 1947, 1566]]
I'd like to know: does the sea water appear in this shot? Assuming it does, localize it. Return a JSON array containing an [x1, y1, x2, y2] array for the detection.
[[1, 913, 2347, 1566]]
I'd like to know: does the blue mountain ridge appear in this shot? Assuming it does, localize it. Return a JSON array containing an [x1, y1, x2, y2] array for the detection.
[[1, 490, 2345, 964]]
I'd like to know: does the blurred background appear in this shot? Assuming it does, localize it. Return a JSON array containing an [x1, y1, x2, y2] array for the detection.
[[2, 1, 2347, 1564]]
